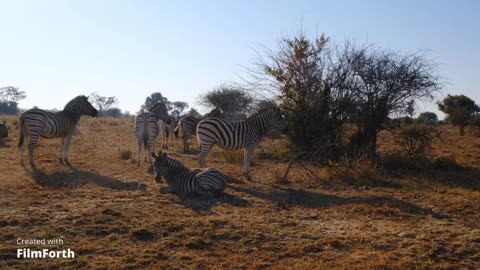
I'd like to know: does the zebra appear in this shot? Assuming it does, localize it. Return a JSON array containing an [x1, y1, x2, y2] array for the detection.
[[133, 102, 169, 166], [197, 107, 287, 180], [18, 95, 98, 168], [174, 108, 222, 153], [0, 120, 8, 141], [151, 151, 226, 196], [161, 116, 178, 149]]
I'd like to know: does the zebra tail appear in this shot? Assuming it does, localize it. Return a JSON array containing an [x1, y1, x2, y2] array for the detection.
[[18, 117, 25, 148], [143, 113, 148, 150]]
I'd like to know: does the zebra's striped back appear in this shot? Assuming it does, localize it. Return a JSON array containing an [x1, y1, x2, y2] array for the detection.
[[20, 95, 98, 140], [134, 103, 169, 148], [197, 107, 287, 151], [152, 152, 226, 196], [197, 107, 287, 179], [178, 116, 200, 140], [174, 108, 223, 153]]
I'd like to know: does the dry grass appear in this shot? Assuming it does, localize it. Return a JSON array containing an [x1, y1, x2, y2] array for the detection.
[[0, 118, 479, 269]]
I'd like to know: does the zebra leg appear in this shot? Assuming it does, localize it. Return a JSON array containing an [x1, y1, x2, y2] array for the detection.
[[58, 137, 66, 164], [19, 136, 26, 166], [243, 146, 256, 181], [198, 143, 213, 168], [28, 134, 39, 168], [136, 142, 142, 166], [183, 132, 189, 153], [63, 135, 73, 166]]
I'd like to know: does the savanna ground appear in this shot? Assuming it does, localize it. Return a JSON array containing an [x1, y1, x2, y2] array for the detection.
[[0, 116, 479, 269]]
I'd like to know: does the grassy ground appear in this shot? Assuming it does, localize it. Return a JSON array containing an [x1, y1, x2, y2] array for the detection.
[[0, 116, 479, 269]]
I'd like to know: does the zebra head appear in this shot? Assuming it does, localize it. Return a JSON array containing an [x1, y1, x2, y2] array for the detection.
[[80, 95, 99, 117], [151, 151, 169, 183], [269, 107, 288, 133], [149, 103, 169, 121]]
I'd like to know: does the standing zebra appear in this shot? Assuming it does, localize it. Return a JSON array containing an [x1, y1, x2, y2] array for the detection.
[[197, 107, 287, 180], [151, 151, 226, 196], [174, 108, 222, 153], [134, 102, 169, 166], [161, 117, 177, 149], [18, 95, 98, 168]]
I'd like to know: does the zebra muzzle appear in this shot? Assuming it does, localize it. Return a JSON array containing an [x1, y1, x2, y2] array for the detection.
[[154, 174, 162, 183]]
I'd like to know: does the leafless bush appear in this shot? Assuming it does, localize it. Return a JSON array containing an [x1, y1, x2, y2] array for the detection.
[[391, 125, 442, 163]]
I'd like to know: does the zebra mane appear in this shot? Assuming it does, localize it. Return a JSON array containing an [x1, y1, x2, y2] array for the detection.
[[166, 155, 188, 170], [249, 107, 276, 118], [64, 95, 88, 110]]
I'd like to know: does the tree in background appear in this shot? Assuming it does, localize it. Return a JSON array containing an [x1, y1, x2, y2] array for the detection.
[[416, 112, 438, 125], [200, 85, 253, 120], [142, 92, 170, 111], [256, 33, 352, 153], [345, 45, 441, 159], [171, 101, 189, 118], [185, 108, 202, 118], [438, 94, 480, 136], [101, 107, 122, 118], [90, 92, 118, 115], [0, 86, 27, 115]]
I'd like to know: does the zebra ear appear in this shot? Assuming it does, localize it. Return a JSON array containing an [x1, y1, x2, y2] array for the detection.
[[151, 152, 158, 159]]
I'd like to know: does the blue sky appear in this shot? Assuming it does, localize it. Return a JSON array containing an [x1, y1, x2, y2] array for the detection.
[[0, 0, 478, 116]]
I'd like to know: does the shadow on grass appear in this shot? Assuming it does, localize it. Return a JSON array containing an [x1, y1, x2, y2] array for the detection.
[[29, 168, 147, 191], [403, 167, 480, 191], [231, 185, 448, 219], [173, 192, 250, 213]]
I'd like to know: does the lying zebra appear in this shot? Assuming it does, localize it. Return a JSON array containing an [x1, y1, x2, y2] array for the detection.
[[18, 95, 98, 167], [174, 108, 222, 153], [197, 106, 287, 180], [151, 151, 226, 196]]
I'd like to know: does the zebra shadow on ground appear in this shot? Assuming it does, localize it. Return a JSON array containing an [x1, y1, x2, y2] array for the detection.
[[171, 192, 250, 213], [230, 185, 448, 219], [29, 168, 147, 191]]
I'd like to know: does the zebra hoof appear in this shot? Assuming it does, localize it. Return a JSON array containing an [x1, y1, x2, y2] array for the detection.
[[243, 175, 252, 181], [64, 160, 72, 167], [159, 187, 169, 194]]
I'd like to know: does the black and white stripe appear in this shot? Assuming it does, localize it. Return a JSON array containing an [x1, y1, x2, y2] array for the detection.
[[18, 95, 98, 167], [134, 103, 169, 166], [161, 117, 177, 149], [174, 108, 222, 153], [151, 151, 226, 196], [197, 107, 287, 180]]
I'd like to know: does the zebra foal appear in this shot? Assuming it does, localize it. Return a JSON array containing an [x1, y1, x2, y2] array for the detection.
[[151, 151, 226, 196], [18, 95, 98, 167], [134, 103, 169, 166], [197, 107, 287, 180]]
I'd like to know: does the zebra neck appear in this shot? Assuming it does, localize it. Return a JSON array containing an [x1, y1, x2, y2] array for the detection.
[[245, 113, 270, 134], [61, 108, 82, 122], [164, 158, 189, 183]]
